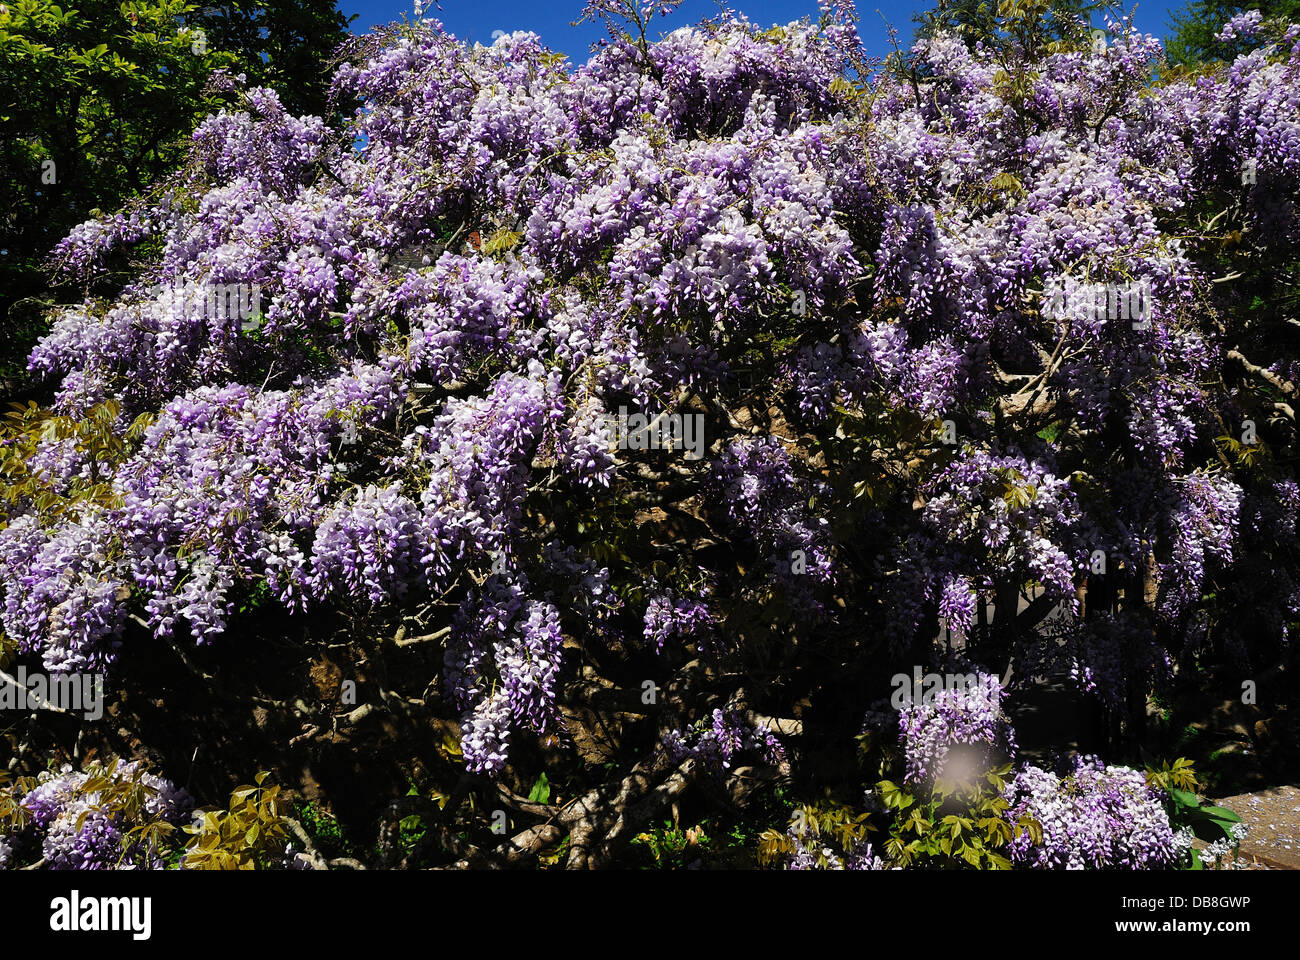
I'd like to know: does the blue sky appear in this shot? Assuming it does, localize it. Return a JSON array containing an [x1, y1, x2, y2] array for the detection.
[[337, 0, 1188, 61]]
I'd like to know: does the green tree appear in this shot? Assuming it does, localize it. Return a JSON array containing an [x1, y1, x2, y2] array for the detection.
[[185, 1, 353, 120], [0, 0, 352, 387], [913, 0, 1100, 46], [1165, 1, 1300, 65]]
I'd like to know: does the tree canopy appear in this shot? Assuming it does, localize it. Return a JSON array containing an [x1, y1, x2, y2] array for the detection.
[[0, 0, 353, 384]]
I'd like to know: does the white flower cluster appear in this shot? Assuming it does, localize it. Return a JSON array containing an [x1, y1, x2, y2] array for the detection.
[[1197, 821, 1250, 867]]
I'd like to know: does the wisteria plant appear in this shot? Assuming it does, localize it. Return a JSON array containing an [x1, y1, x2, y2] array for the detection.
[[0, 0, 1296, 868]]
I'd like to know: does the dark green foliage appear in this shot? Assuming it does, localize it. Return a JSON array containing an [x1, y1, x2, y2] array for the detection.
[[914, 0, 1100, 47], [1165, 1, 1300, 66], [186, 1, 354, 120], [0, 0, 353, 382]]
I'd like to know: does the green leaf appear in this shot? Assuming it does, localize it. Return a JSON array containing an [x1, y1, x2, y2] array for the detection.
[[1199, 803, 1242, 825], [1036, 421, 1063, 442], [1187, 817, 1231, 844], [527, 772, 551, 805]]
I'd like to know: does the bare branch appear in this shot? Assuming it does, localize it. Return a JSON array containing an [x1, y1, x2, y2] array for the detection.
[[283, 817, 329, 870], [1228, 348, 1296, 398]]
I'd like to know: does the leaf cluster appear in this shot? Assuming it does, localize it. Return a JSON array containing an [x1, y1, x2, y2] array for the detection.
[[181, 771, 291, 870], [757, 800, 875, 868], [0, 398, 151, 527], [875, 766, 1041, 869]]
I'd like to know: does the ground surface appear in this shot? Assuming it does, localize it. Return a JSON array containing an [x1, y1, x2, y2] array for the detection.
[[1216, 786, 1300, 869]]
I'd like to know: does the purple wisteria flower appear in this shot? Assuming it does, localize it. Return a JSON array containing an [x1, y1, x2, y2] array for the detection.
[[1004, 756, 1177, 870]]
